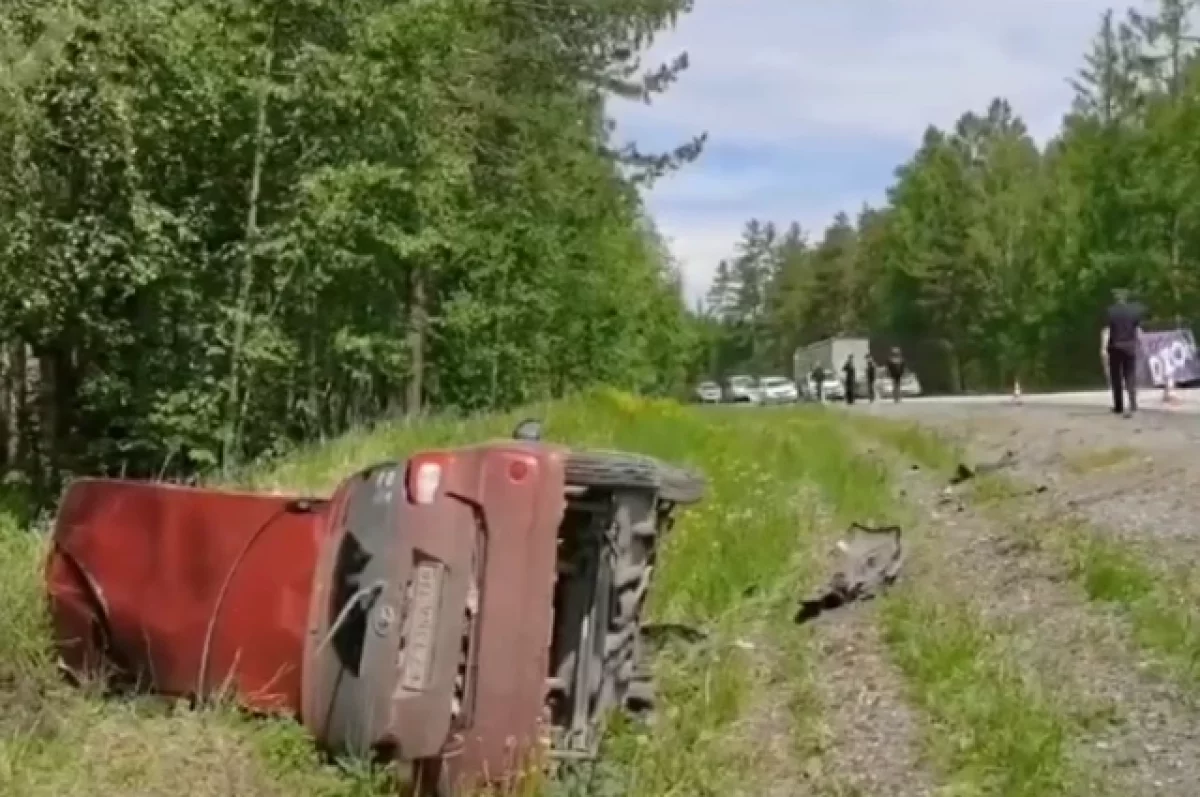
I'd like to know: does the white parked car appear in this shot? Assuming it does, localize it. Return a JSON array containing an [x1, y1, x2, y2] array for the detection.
[[877, 372, 923, 399], [725, 374, 762, 403], [758, 376, 799, 404], [806, 376, 844, 401], [694, 380, 723, 403]]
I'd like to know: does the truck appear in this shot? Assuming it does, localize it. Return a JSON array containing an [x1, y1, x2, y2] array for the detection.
[[792, 337, 870, 397]]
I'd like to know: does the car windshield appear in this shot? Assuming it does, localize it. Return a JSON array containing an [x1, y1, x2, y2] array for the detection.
[[699, 381, 719, 389], [761, 377, 788, 387], [729, 376, 754, 386]]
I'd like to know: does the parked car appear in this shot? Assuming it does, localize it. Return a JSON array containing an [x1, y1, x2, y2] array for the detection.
[[758, 376, 799, 404], [694, 380, 723, 403], [805, 376, 844, 401], [877, 372, 923, 399], [724, 374, 762, 403]]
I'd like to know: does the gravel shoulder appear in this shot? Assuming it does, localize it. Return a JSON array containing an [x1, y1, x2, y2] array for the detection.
[[803, 598, 934, 797], [850, 401, 1200, 795], [872, 402, 1200, 566]]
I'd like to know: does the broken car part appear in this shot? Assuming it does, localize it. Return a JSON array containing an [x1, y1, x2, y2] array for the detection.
[[795, 523, 904, 625]]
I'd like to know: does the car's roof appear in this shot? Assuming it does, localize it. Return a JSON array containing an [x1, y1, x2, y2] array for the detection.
[[760, 376, 789, 384]]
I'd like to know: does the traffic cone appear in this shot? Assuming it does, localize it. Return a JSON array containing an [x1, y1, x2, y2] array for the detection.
[[1012, 379, 1023, 405]]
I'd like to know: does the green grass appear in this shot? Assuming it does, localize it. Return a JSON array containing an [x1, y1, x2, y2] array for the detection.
[[879, 594, 1076, 797], [850, 415, 962, 474], [0, 389, 877, 797], [1060, 446, 1137, 476]]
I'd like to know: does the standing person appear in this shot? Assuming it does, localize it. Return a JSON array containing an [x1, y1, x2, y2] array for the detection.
[[842, 355, 857, 405], [865, 354, 877, 403], [811, 363, 826, 403], [887, 347, 906, 403], [1100, 327, 1111, 388], [1104, 288, 1144, 418]]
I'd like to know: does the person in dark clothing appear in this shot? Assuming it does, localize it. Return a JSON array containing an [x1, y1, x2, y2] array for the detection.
[[842, 355, 857, 405], [1104, 288, 1144, 417], [865, 355, 877, 402], [886, 347, 905, 403], [811, 364, 826, 402]]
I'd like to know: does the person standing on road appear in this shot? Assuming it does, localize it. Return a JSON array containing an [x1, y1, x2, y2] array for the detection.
[[886, 347, 906, 403], [1104, 288, 1144, 418], [811, 364, 826, 403], [843, 355, 857, 405], [1100, 326, 1111, 388], [865, 354, 877, 403]]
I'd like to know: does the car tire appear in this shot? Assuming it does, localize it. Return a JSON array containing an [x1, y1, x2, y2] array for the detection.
[[565, 451, 706, 505]]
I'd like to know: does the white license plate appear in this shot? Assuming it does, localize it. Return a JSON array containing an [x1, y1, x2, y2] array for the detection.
[[400, 562, 445, 691]]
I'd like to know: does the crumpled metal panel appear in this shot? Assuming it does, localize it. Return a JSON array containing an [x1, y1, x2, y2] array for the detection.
[[46, 478, 330, 713]]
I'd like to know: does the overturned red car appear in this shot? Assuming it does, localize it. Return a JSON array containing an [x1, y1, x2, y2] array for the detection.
[[45, 421, 705, 795]]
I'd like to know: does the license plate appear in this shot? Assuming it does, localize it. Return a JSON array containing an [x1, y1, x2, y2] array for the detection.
[[400, 562, 444, 691]]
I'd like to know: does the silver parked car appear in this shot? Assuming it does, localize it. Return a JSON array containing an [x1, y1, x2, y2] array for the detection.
[[758, 376, 799, 404], [725, 374, 762, 404], [805, 375, 844, 402], [694, 380, 723, 403], [876, 372, 922, 399]]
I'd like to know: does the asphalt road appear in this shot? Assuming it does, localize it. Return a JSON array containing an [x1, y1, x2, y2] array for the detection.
[[905, 385, 1200, 414]]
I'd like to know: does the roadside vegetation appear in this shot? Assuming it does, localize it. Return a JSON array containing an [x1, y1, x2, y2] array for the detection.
[[0, 0, 706, 512]]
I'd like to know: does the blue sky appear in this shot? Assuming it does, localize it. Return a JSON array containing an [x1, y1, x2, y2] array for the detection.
[[609, 0, 1128, 304]]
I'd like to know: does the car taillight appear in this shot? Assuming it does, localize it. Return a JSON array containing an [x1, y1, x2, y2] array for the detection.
[[407, 453, 451, 504]]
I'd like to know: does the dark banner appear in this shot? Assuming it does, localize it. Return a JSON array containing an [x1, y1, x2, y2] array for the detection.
[[1136, 328, 1200, 387]]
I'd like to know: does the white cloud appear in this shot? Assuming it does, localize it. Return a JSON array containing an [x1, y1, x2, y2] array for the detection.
[[655, 184, 873, 305], [610, 0, 1141, 303]]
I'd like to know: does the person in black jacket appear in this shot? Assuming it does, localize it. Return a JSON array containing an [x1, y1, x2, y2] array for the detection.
[[842, 355, 857, 405], [865, 355, 877, 402], [1104, 288, 1144, 417], [886, 347, 905, 403]]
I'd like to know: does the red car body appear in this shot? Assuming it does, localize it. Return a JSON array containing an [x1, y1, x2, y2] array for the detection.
[[46, 440, 572, 793]]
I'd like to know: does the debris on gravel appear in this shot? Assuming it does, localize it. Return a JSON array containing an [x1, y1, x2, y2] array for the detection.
[[857, 406, 1200, 796], [880, 403, 1200, 567], [794, 523, 904, 625]]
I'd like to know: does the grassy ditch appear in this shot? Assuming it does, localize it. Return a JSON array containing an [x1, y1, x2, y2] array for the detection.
[[0, 391, 870, 797]]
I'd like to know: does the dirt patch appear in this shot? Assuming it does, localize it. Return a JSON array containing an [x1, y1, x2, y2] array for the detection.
[[803, 600, 934, 797], [732, 604, 933, 797], [732, 488, 933, 797], [863, 433, 1200, 797]]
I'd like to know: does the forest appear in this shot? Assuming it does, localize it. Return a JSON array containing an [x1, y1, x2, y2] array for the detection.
[[0, 0, 706, 503], [701, 0, 1200, 396]]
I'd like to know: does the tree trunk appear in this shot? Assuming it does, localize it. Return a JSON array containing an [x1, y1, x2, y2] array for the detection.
[[405, 266, 427, 416], [222, 41, 274, 474]]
